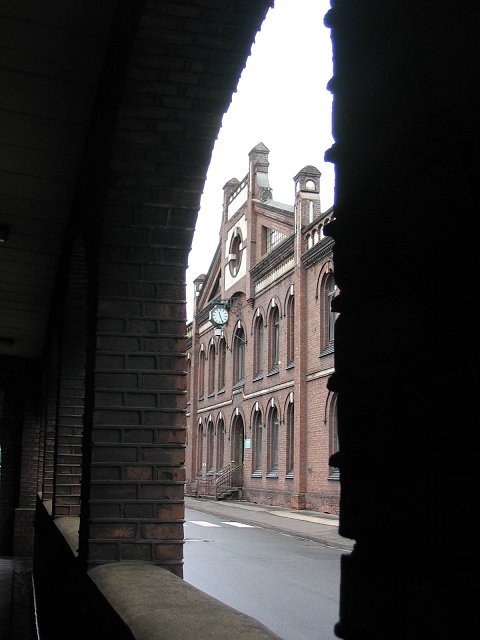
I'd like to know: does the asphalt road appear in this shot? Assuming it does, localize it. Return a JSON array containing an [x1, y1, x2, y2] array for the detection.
[[183, 507, 342, 640]]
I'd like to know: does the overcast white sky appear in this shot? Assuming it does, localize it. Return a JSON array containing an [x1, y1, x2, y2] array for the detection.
[[186, 0, 334, 320]]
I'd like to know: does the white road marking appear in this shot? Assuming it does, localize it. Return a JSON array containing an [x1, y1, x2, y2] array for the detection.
[[222, 521, 255, 528], [272, 512, 339, 526], [184, 539, 208, 542], [189, 520, 221, 527]]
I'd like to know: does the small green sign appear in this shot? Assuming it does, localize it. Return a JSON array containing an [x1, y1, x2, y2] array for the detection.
[[244, 438, 252, 449]]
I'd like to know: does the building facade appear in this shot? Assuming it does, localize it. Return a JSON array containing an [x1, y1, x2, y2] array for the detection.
[[186, 143, 339, 512]]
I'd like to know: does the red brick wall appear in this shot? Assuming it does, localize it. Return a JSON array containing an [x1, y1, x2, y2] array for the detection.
[[187, 237, 339, 512]]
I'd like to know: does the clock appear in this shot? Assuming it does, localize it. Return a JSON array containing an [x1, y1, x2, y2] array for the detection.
[[210, 305, 229, 326]]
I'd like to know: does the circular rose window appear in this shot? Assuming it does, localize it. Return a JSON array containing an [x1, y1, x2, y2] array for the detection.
[[229, 232, 242, 277]]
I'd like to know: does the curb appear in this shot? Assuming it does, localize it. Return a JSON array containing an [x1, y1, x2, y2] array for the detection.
[[185, 497, 354, 551]]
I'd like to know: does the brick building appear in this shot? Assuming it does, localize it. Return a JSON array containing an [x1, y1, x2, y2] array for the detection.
[[1, 2, 478, 638], [186, 143, 339, 512]]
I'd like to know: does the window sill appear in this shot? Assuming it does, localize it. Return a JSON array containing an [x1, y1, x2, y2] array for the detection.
[[232, 380, 244, 390], [267, 368, 279, 377], [266, 471, 278, 479], [207, 392, 215, 398], [285, 472, 294, 479], [217, 387, 225, 395], [320, 341, 334, 357], [251, 471, 262, 478], [286, 362, 294, 370], [252, 373, 263, 382], [328, 470, 340, 481], [198, 395, 204, 401]]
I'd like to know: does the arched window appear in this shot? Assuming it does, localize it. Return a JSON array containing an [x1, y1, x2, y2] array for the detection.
[[328, 275, 336, 343], [208, 342, 216, 395], [252, 409, 263, 473], [268, 305, 280, 372], [217, 337, 226, 391], [328, 394, 339, 480], [231, 414, 245, 466], [267, 405, 279, 474], [229, 231, 243, 277], [253, 315, 264, 378], [216, 417, 225, 470], [206, 420, 214, 472], [320, 272, 336, 352], [286, 400, 294, 476], [186, 356, 191, 402], [286, 294, 294, 366], [197, 422, 203, 476], [233, 325, 245, 385], [198, 348, 205, 399]]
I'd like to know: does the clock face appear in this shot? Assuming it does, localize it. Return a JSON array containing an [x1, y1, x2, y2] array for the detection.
[[211, 305, 229, 325]]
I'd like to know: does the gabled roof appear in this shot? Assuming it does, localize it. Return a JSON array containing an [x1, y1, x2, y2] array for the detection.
[[260, 199, 294, 214], [250, 141, 269, 153], [195, 243, 222, 312]]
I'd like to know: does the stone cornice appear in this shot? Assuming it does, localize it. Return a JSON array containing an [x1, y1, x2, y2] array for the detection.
[[195, 300, 215, 326], [302, 236, 334, 268], [250, 234, 294, 283]]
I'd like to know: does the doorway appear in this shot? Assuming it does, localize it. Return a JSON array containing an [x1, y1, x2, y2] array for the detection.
[[231, 415, 245, 467]]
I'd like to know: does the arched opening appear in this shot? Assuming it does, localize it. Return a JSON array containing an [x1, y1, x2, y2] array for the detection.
[[253, 314, 265, 378], [198, 348, 206, 399], [252, 408, 263, 474], [197, 422, 204, 477], [268, 305, 280, 373], [217, 338, 227, 391], [206, 420, 215, 473], [286, 400, 294, 477], [231, 414, 245, 467], [286, 293, 295, 366], [216, 417, 225, 471], [267, 404, 279, 475], [208, 342, 216, 396], [233, 325, 246, 386]]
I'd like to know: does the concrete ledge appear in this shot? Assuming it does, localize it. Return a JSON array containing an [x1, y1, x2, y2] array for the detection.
[[53, 517, 79, 555], [89, 562, 283, 640]]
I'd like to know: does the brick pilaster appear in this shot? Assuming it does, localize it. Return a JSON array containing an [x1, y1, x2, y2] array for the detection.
[[14, 381, 40, 554], [53, 247, 87, 518], [291, 224, 308, 509], [80, 234, 187, 574], [42, 344, 59, 503]]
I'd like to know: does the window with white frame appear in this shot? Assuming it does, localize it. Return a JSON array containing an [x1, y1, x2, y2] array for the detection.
[[266, 227, 286, 252]]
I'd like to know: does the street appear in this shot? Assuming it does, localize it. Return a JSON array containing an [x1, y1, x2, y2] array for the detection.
[[183, 507, 342, 640]]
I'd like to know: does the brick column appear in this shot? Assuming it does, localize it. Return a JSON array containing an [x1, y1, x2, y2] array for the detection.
[[186, 319, 200, 485], [53, 243, 87, 517], [14, 374, 40, 555], [41, 342, 59, 503], [291, 214, 307, 509], [73, 0, 277, 575], [79, 211, 188, 575]]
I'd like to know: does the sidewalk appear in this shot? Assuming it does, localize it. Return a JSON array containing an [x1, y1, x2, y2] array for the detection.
[[185, 496, 354, 551], [0, 557, 35, 640]]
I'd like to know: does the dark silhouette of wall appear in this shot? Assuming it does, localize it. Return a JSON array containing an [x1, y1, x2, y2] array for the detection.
[[325, 3, 480, 638], [1, 1, 479, 638]]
